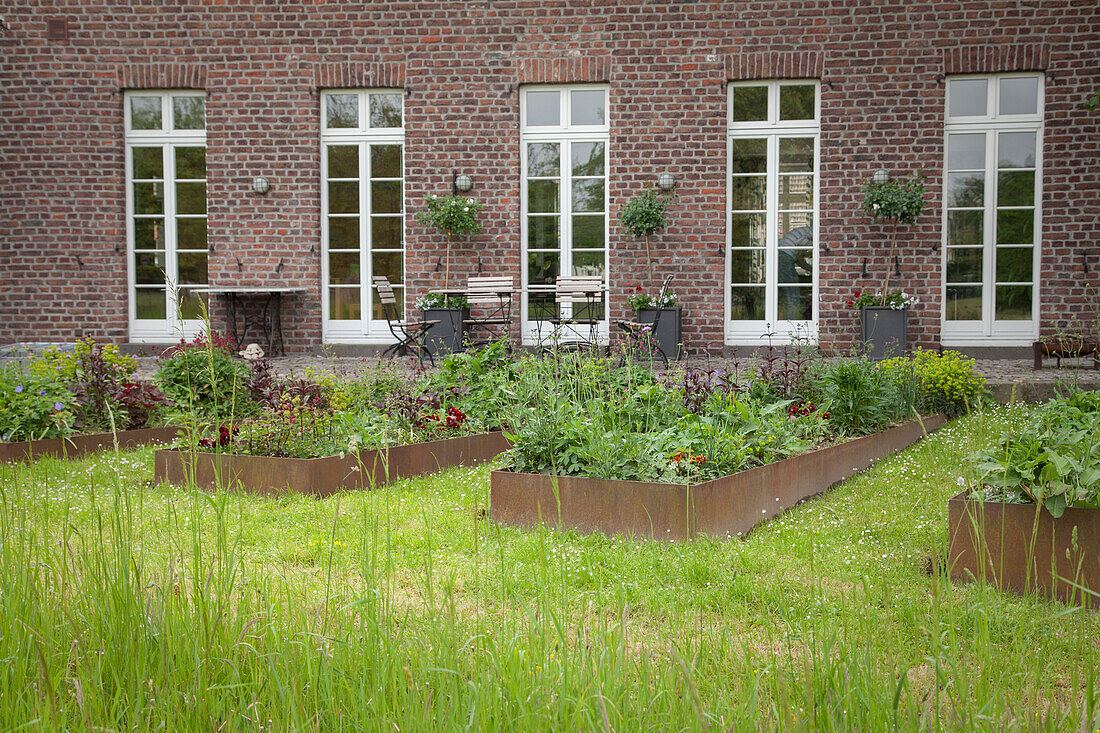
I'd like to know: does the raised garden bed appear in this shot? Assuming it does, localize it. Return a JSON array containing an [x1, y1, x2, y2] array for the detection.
[[154, 431, 510, 497], [490, 416, 945, 540], [1, 426, 181, 464], [948, 493, 1099, 604]]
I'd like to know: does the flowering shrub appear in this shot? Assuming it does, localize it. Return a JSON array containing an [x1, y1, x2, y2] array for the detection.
[[878, 349, 986, 417], [0, 367, 74, 441], [415, 193, 483, 238], [415, 293, 469, 310], [626, 285, 677, 312], [847, 290, 919, 311]]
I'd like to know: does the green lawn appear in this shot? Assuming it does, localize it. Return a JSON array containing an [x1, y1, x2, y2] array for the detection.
[[0, 405, 1096, 731]]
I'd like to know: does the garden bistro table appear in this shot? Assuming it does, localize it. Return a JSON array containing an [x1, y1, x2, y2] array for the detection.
[[193, 286, 306, 356]]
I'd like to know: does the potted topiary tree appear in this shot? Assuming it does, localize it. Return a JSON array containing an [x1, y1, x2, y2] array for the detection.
[[858, 174, 927, 360], [618, 189, 674, 266], [415, 193, 483, 353]]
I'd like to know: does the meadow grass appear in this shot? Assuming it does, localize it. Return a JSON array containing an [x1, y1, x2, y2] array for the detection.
[[0, 404, 1096, 731]]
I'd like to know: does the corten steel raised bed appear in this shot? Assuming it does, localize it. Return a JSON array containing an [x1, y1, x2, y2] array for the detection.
[[948, 493, 1100, 604], [154, 431, 510, 498], [0, 426, 182, 464], [491, 416, 946, 541]]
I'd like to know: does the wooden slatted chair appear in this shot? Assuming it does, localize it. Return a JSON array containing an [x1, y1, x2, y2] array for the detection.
[[540, 275, 605, 352], [464, 275, 515, 348], [372, 276, 438, 365], [616, 274, 674, 366]]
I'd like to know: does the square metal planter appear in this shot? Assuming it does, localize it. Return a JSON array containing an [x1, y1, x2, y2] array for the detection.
[[860, 306, 908, 361], [424, 307, 470, 356], [635, 307, 682, 360]]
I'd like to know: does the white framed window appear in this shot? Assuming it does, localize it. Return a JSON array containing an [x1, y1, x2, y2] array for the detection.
[[125, 90, 207, 342], [520, 85, 610, 344], [320, 89, 405, 343], [726, 80, 820, 344], [942, 73, 1043, 345]]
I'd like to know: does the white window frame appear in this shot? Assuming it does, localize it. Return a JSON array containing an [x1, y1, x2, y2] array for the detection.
[[320, 88, 405, 344], [941, 73, 1044, 346], [125, 90, 207, 343], [725, 80, 821, 345], [519, 84, 611, 345]]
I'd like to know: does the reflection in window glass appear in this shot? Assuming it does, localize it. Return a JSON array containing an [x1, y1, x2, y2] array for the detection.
[[948, 78, 987, 117], [999, 76, 1039, 116], [570, 90, 606, 126]]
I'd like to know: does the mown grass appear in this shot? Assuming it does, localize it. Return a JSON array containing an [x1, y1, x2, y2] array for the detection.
[[0, 405, 1097, 731]]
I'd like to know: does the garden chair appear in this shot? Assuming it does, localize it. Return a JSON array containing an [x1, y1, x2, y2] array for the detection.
[[463, 275, 515, 348], [372, 276, 438, 366], [616, 274, 674, 367], [539, 275, 605, 354]]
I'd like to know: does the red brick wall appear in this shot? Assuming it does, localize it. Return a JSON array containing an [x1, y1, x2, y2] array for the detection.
[[2, 1, 1097, 354]]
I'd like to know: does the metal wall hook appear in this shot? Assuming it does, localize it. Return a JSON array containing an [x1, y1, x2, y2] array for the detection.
[[861, 257, 868, 278], [236, 257, 243, 273], [75, 255, 85, 270], [434, 256, 443, 272], [1082, 251, 1090, 274], [893, 255, 901, 277], [477, 255, 483, 275], [275, 258, 284, 274], [309, 243, 315, 254], [208, 243, 215, 254], [821, 242, 830, 255]]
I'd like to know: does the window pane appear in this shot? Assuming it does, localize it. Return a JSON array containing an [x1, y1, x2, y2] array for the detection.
[[998, 132, 1036, 168], [371, 181, 402, 214], [730, 287, 765, 320], [526, 91, 559, 126], [571, 178, 604, 213], [946, 172, 984, 207], [328, 181, 359, 214], [996, 247, 1032, 283], [329, 252, 360, 284], [527, 292, 557, 321], [527, 216, 560, 249], [135, 288, 167, 319], [572, 250, 604, 277], [134, 218, 164, 250], [996, 209, 1033, 244], [328, 217, 359, 249], [135, 252, 166, 284], [999, 77, 1038, 116], [779, 138, 813, 173], [945, 285, 982, 320], [571, 142, 605, 176], [172, 97, 205, 130], [730, 138, 767, 173], [178, 289, 207, 320], [995, 285, 1031, 320], [730, 176, 766, 210], [132, 147, 163, 179], [372, 252, 403, 284], [946, 248, 982, 283], [326, 94, 358, 128], [370, 145, 402, 178], [730, 250, 766, 284], [327, 145, 359, 178], [133, 182, 164, 215], [778, 175, 813, 210], [732, 86, 768, 123], [997, 170, 1034, 207], [572, 215, 604, 249], [175, 182, 206, 215], [130, 96, 162, 130], [948, 133, 985, 170], [777, 286, 813, 320], [177, 252, 207, 284], [371, 217, 401, 250], [779, 85, 815, 120], [730, 213, 766, 247], [175, 147, 205, 180], [777, 249, 813, 283], [177, 218, 207, 250], [946, 210, 983, 245], [570, 90, 606, 126], [778, 213, 813, 244], [527, 180, 560, 213], [948, 79, 987, 117], [369, 94, 402, 128], [527, 251, 559, 285], [527, 143, 560, 177], [329, 288, 361, 320]]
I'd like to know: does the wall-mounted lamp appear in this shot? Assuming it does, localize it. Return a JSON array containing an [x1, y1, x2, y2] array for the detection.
[[872, 169, 891, 185], [252, 176, 270, 195], [454, 173, 473, 193], [657, 172, 676, 191]]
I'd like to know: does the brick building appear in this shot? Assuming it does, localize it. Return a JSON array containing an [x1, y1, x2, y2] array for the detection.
[[2, 2, 1097, 356]]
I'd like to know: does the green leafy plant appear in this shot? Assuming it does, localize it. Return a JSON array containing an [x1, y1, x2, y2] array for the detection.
[[618, 189, 675, 265], [847, 289, 919, 311], [861, 175, 927, 306], [626, 284, 676, 312], [415, 193, 484, 286], [415, 292, 469, 310], [0, 367, 74, 442], [810, 359, 909, 436], [878, 349, 986, 418], [154, 333, 254, 420]]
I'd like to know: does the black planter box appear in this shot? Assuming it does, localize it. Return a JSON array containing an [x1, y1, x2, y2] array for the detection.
[[423, 307, 469, 355], [635, 307, 682, 360], [860, 306, 907, 361]]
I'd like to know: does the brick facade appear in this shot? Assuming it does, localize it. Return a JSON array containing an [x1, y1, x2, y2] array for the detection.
[[1, 2, 1097, 354]]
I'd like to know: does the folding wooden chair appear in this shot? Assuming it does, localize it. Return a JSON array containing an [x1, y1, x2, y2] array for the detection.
[[372, 276, 438, 365], [539, 275, 605, 353], [464, 275, 515, 348], [616, 274, 674, 367]]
